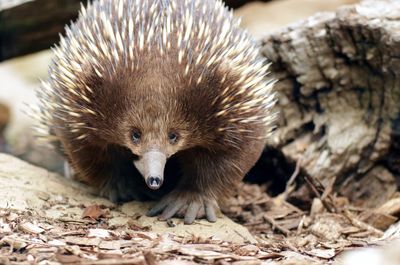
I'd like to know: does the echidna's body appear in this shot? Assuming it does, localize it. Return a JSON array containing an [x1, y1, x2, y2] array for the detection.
[[36, 0, 276, 224]]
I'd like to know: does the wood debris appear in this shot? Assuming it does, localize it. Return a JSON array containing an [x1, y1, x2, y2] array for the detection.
[[19, 222, 45, 234], [82, 205, 108, 220], [0, 178, 399, 264]]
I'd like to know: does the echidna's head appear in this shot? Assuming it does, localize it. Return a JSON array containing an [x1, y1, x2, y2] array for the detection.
[[111, 74, 199, 190], [125, 109, 190, 190], [127, 120, 187, 190]]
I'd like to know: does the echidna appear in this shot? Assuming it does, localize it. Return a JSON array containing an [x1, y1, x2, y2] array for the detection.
[[35, 0, 276, 224]]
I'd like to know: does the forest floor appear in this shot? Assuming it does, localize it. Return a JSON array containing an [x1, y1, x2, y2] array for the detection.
[[1, 153, 399, 265]]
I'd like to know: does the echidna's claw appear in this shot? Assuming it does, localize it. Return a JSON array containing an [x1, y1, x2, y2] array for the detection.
[[147, 190, 219, 224]]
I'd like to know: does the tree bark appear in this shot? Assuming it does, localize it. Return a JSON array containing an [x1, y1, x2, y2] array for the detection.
[[262, 0, 400, 205], [0, 0, 86, 61]]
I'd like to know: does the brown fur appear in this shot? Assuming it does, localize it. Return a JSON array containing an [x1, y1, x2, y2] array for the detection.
[[37, 0, 275, 222], [55, 52, 267, 200]]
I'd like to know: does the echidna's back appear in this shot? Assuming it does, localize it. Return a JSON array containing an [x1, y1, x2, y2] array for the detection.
[[36, 0, 275, 148]]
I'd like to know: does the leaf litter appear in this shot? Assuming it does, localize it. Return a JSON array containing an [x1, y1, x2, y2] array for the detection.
[[1, 171, 400, 264]]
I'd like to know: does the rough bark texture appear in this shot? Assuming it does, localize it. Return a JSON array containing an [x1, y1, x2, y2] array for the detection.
[[262, 0, 400, 205]]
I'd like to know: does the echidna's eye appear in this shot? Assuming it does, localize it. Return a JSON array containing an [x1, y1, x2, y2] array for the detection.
[[168, 132, 179, 144], [132, 129, 141, 144]]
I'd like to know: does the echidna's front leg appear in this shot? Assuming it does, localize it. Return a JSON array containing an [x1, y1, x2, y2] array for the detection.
[[147, 147, 261, 224], [64, 143, 145, 202], [98, 167, 145, 202]]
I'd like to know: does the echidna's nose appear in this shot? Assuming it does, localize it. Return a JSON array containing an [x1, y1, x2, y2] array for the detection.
[[146, 175, 163, 190], [134, 150, 166, 190]]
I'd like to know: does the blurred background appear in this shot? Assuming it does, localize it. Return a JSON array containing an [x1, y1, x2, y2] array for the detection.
[[0, 0, 359, 173]]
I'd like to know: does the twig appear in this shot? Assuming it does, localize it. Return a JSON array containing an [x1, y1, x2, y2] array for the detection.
[[283, 157, 303, 200], [304, 175, 336, 213], [321, 176, 336, 202], [304, 175, 321, 197], [263, 214, 291, 236], [297, 215, 307, 235], [58, 217, 97, 224], [342, 209, 384, 237]]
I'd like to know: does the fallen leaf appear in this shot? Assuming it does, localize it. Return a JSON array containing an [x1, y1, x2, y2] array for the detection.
[[88, 228, 111, 238], [56, 254, 81, 263], [97, 250, 123, 259], [306, 248, 336, 259], [65, 236, 101, 247], [19, 222, 45, 234], [235, 245, 259, 256], [48, 239, 67, 246], [99, 240, 121, 250], [82, 205, 106, 220], [144, 251, 157, 265], [0, 236, 27, 249]]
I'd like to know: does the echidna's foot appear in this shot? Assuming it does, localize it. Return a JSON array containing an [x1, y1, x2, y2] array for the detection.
[[147, 190, 219, 224], [99, 175, 143, 203]]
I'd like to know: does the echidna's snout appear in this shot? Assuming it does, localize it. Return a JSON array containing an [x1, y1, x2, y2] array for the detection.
[[146, 175, 162, 189], [133, 150, 166, 190]]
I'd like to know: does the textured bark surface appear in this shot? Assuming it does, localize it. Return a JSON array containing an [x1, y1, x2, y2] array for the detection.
[[262, 0, 400, 205]]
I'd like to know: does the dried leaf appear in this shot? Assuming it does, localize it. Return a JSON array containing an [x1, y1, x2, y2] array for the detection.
[[179, 246, 232, 260], [97, 250, 123, 259], [157, 261, 198, 265], [65, 236, 101, 247], [82, 205, 106, 220], [56, 254, 81, 263], [133, 232, 158, 240], [0, 236, 27, 249], [376, 198, 400, 216], [235, 245, 259, 256], [88, 229, 111, 238], [144, 251, 157, 265], [48, 239, 67, 246], [306, 249, 336, 259], [19, 222, 45, 234], [360, 212, 397, 231], [99, 241, 121, 250]]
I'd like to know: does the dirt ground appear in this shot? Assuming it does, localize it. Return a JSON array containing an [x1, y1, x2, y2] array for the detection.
[[1, 153, 399, 265]]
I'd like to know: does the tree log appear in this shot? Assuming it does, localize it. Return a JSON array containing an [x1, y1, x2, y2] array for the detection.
[[0, 0, 86, 61], [262, 0, 400, 205], [0, 0, 265, 61]]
